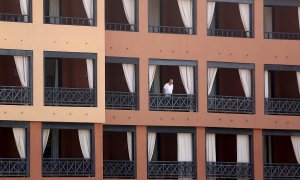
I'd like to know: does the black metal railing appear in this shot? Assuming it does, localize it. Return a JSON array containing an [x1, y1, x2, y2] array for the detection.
[[0, 86, 32, 105], [103, 160, 135, 178], [106, 23, 136, 32], [0, 158, 28, 177], [44, 87, 96, 107], [265, 98, 300, 115], [206, 162, 253, 179], [149, 26, 194, 34], [0, 13, 30, 22], [149, 93, 197, 112], [44, 16, 95, 26], [148, 161, 196, 179], [42, 158, 93, 177], [208, 95, 254, 114], [264, 32, 300, 40], [264, 163, 300, 179], [105, 91, 138, 110], [208, 29, 253, 38]]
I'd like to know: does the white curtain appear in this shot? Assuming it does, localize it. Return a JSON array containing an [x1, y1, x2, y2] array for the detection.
[[239, 4, 250, 37], [237, 135, 250, 163], [19, 0, 28, 22], [296, 72, 300, 94], [13, 128, 26, 159], [148, 132, 156, 161], [264, 7, 273, 33], [178, 133, 193, 162], [122, 64, 135, 93], [78, 130, 91, 159], [179, 66, 194, 94], [149, 0, 160, 27], [207, 2, 216, 28], [291, 136, 300, 163], [206, 133, 216, 162], [122, 0, 135, 29], [127, 132, 133, 161], [265, 71, 269, 98], [177, 0, 193, 34], [149, 65, 157, 91], [82, 0, 94, 25], [238, 69, 252, 97], [207, 68, 218, 95], [43, 129, 50, 154], [298, 7, 300, 30], [14, 56, 29, 87], [86, 59, 94, 89], [50, 0, 60, 23]]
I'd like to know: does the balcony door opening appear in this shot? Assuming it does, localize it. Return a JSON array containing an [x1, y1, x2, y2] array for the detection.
[[207, 1, 253, 38], [105, 0, 136, 31], [0, 55, 31, 105], [152, 133, 177, 161], [0, 56, 22, 87], [149, 64, 197, 112], [42, 127, 93, 177], [149, 0, 194, 34], [44, 58, 96, 107], [264, 5, 300, 39], [44, 0, 95, 26], [105, 61, 138, 110], [0, 0, 30, 22], [206, 131, 252, 179], [0, 128, 23, 158], [208, 67, 254, 114], [268, 71, 300, 99], [103, 131, 135, 178]]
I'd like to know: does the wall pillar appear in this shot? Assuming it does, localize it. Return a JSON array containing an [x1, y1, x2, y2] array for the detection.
[[196, 127, 206, 180], [136, 126, 147, 179], [30, 122, 42, 179], [253, 129, 264, 180], [94, 123, 103, 179]]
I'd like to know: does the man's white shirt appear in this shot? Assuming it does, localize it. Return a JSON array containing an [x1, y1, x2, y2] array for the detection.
[[163, 83, 173, 94]]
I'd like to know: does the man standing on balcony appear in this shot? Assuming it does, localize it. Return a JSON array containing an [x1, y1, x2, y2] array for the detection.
[[163, 79, 174, 97]]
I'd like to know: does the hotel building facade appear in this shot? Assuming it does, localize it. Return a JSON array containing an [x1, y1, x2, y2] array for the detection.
[[0, 0, 299, 179]]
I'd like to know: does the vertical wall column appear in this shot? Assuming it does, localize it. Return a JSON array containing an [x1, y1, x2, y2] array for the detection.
[[136, 126, 147, 179], [254, 0, 264, 39], [138, 0, 148, 32], [94, 123, 103, 179], [139, 57, 149, 111], [30, 122, 42, 178], [196, 127, 206, 180], [253, 129, 264, 180]]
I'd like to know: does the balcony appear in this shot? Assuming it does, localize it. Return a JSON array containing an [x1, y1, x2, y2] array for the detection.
[[105, 0, 137, 31], [149, 93, 197, 112], [264, 3, 300, 40], [206, 130, 253, 179], [207, 63, 254, 114], [148, 161, 195, 179], [0, 54, 32, 105], [147, 128, 196, 179], [263, 133, 300, 179], [44, 87, 95, 106], [103, 126, 136, 178], [207, 1, 254, 38], [206, 162, 253, 179], [42, 124, 94, 177], [44, 53, 96, 107], [0, 0, 31, 22], [103, 160, 135, 178], [44, 0, 95, 26], [208, 95, 254, 113], [149, 60, 197, 112], [148, 0, 195, 34], [42, 158, 93, 177], [105, 58, 138, 110], [264, 68, 300, 115], [0, 124, 29, 177]]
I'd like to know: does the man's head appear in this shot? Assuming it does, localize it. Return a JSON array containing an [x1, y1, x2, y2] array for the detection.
[[168, 79, 174, 85]]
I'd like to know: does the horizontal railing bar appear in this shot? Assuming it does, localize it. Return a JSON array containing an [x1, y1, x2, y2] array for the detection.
[[264, 32, 300, 40], [149, 25, 194, 35], [208, 28, 254, 38], [265, 98, 300, 115]]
